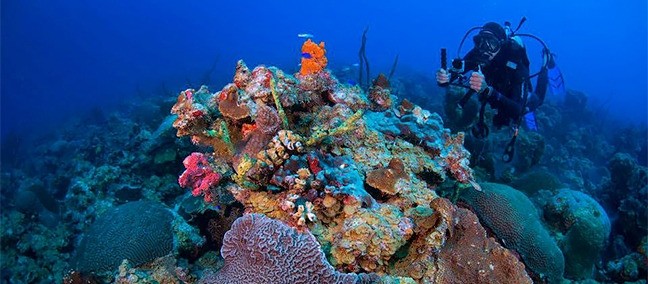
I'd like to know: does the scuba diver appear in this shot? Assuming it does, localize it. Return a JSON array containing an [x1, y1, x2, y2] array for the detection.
[[436, 18, 564, 162]]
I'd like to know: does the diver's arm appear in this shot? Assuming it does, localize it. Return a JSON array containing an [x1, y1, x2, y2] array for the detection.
[[484, 87, 524, 117], [471, 70, 525, 117]]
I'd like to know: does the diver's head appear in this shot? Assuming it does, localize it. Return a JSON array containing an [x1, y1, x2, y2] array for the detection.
[[473, 22, 506, 60]]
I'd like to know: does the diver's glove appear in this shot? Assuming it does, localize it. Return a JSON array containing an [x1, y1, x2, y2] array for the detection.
[[470, 70, 493, 102], [436, 69, 449, 85]]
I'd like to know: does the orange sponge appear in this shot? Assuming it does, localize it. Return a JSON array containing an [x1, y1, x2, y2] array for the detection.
[[300, 39, 327, 75]]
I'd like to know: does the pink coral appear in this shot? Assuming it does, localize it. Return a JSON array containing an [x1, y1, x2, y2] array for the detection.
[[178, 152, 221, 202], [200, 213, 372, 284]]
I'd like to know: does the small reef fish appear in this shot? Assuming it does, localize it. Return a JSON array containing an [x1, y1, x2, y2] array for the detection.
[[298, 33, 314, 38], [302, 52, 312, 59]]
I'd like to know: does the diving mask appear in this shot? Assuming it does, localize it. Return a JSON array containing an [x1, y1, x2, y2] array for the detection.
[[474, 31, 502, 54]]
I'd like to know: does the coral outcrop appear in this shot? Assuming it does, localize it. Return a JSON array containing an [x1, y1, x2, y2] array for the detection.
[[169, 56, 511, 283], [392, 198, 532, 283], [538, 188, 611, 280], [459, 183, 565, 283], [73, 201, 175, 273], [200, 213, 377, 284]]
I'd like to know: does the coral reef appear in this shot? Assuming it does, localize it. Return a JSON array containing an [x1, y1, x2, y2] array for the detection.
[[168, 57, 487, 282], [365, 158, 407, 195], [201, 213, 379, 284], [111, 256, 197, 284], [605, 251, 647, 282], [600, 153, 647, 249], [178, 152, 223, 202], [5, 36, 645, 284], [537, 188, 611, 280], [368, 73, 393, 111], [73, 201, 175, 273], [2, 210, 72, 283], [459, 183, 565, 283], [509, 168, 564, 195], [513, 131, 545, 172], [392, 198, 532, 283]]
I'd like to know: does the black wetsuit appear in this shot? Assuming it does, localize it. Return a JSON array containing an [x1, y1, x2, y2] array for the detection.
[[464, 40, 531, 128]]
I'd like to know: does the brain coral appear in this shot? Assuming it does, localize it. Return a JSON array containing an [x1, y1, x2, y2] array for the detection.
[[202, 213, 374, 284], [74, 201, 174, 273], [459, 183, 565, 283], [540, 188, 611, 280], [435, 207, 533, 283]]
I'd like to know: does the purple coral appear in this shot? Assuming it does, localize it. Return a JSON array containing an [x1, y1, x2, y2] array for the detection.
[[200, 213, 371, 284]]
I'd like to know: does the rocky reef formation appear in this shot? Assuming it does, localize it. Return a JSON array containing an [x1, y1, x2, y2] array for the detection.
[[168, 49, 539, 282]]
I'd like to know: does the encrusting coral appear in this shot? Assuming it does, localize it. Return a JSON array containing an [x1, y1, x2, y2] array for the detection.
[[171, 42, 518, 282]]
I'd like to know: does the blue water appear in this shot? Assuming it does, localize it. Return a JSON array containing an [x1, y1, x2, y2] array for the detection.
[[2, 1, 648, 283], [2, 0, 646, 139]]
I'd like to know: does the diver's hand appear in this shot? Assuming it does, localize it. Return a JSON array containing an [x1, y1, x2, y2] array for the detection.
[[436, 69, 449, 85], [470, 71, 488, 93]]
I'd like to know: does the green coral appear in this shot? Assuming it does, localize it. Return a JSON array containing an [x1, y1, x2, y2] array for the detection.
[[540, 189, 611, 280]]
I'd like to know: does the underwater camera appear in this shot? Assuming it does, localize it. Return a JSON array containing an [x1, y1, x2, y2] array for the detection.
[[451, 58, 465, 74], [440, 48, 489, 140], [440, 48, 480, 109]]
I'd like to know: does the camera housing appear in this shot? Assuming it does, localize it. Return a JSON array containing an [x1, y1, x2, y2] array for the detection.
[[451, 58, 464, 73]]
